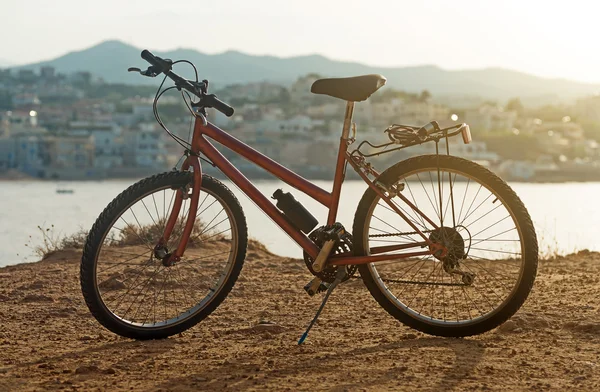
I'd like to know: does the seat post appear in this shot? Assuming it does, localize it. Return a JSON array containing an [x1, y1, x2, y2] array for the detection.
[[341, 101, 355, 139], [327, 101, 355, 225]]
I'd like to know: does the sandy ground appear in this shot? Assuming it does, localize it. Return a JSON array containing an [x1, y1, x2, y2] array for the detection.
[[1, 244, 600, 392]]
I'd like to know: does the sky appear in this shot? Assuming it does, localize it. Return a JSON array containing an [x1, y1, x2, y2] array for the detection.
[[3, 0, 599, 83]]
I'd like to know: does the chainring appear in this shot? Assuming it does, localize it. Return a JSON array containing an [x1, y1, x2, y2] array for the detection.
[[303, 226, 358, 283]]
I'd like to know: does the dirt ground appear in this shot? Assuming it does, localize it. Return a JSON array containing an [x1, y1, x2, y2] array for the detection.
[[1, 244, 600, 392]]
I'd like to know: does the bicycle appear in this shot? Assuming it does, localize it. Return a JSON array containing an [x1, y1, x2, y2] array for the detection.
[[80, 50, 538, 343]]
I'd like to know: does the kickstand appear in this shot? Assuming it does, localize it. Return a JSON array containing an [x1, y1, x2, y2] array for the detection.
[[298, 268, 346, 345]]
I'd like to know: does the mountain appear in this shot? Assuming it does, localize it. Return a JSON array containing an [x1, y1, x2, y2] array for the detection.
[[0, 58, 13, 67], [12, 40, 600, 102]]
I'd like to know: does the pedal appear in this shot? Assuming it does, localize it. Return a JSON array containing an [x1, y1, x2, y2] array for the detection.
[[304, 277, 322, 296]]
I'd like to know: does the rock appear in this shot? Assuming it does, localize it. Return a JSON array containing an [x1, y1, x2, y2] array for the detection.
[[98, 277, 126, 290], [252, 321, 285, 333], [498, 320, 518, 333], [21, 294, 54, 303], [566, 322, 600, 334], [79, 335, 93, 341], [28, 280, 44, 289], [75, 365, 100, 375]]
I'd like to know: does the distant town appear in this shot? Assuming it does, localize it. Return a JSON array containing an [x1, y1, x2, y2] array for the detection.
[[1, 65, 600, 181]]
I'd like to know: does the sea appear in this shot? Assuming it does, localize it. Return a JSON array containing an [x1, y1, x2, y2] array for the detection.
[[1, 179, 599, 267]]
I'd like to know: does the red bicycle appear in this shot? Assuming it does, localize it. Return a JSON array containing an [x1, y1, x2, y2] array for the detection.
[[80, 50, 538, 342]]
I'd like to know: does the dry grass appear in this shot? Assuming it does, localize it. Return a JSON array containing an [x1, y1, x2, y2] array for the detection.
[[28, 217, 227, 261], [26, 224, 88, 260]]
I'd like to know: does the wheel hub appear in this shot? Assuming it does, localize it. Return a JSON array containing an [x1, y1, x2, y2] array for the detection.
[[154, 245, 175, 267], [428, 226, 465, 266]]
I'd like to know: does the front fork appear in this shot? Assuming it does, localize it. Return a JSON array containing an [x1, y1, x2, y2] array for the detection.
[[155, 155, 203, 266]]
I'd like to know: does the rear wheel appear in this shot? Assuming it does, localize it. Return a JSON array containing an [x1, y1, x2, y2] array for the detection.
[[353, 155, 538, 337], [80, 171, 247, 339]]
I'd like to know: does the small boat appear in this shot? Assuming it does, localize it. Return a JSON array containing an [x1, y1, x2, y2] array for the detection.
[[56, 183, 75, 194]]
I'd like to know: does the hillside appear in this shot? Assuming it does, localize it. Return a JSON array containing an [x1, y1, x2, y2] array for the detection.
[[9, 40, 600, 102], [1, 246, 600, 390]]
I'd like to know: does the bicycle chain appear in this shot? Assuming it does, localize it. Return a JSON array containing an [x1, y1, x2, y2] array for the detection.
[[348, 274, 466, 286], [368, 230, 434, 238], [344, 230, 467, 286]]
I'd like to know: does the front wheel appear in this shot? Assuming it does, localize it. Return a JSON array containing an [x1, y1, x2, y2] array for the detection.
[[80, 171, 248, 339], [353, 155, 538, 337]]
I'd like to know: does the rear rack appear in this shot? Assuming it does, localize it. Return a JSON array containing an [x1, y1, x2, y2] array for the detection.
[[350, 121, 471, 160]]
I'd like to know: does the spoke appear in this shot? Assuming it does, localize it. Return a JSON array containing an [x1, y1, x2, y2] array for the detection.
[[469, 247, 521, 256], [461, 202, 503, 229], [197, 198, 218, 217], [129, 265, 166, 323], [141, 198, 159, 228], [119, 216, 154, 251], [429, 260, 440, 318], [178, 250, 233, 265], [373, 254, 431, 267], [393, 257, 432, 298], [405, 261, 440, 310], [416, 173, 440, 220], [170, 264, 179, 320], [100, 256, 156, 300], [100, 247, 152, 259], [196, 193, 210, 215], [459, 281, 480, 319], [114, 263, 163, 318], [463, 260, 514, 289], [427, 171, 441, 223], [379, 201, 428, 231], [470, 215, 512, 239], [456, 178, 471, 224], [130, 208, 155, 246], [163, 189, 176, 233], [461, 263, 505, 305], [458, 184, 483, 227], [450, 273, 461, 322], [98, 257, 153, 275], [470, 227, 518, 247], [403, 181, 428, 229], [190, 228, 231, 245], [442, 172, 458, 227], [198, 213, 227, 238], [468, 254, 523, 269], [151, 193, 161, 228], [458, 192, 493, 228]]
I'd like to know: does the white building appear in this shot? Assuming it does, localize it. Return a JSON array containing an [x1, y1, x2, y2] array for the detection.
[[124, 123, 167, 168], [464, 105, 517, 132]]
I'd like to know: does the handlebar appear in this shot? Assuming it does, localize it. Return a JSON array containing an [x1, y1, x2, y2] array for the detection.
[[137, 49, 235, 117]]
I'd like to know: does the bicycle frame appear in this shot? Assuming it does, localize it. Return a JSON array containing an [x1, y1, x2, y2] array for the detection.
[[160, 102, 445, 266]]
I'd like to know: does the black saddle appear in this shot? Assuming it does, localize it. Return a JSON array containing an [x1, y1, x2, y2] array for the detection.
[[310, 74, 387, 102]]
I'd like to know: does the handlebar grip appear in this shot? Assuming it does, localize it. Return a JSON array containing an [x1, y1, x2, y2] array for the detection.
[[141, 50, 159, 67], [206, 94, 235, 117]]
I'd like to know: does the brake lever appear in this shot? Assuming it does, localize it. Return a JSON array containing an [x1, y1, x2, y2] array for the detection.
[[127, 66, 161, 77]]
